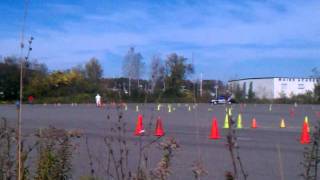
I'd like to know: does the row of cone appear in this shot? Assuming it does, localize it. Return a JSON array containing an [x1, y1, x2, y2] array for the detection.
[[134, 113, 254, 139], [134, 113, 311, 144], [221, 115, 256, 128], [130, 105, 312, 121], [223, 112, 310, 130], [131, 104, 201, 113], [223, 113, 257, 129], [210, 116, 311, 144], [134, 114, 165, 137], [276, 116, 310, 129], [210, 117, 257, 139], [134, 104, 179, 113]]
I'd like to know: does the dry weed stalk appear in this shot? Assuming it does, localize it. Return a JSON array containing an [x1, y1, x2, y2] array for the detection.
[[226, 108, 248, 180], [151, 137, 179, 180], [104, 105, 130, 180], [35, 126, 81, 180], [0, 117, 16, 179], [1, 117, 37, 180], [191, 159, 208, 180]]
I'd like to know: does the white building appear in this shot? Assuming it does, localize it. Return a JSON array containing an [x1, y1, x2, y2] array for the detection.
[[228, 77, 319, 99]]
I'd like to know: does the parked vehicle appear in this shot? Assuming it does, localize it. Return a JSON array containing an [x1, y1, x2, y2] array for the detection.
[[210, 96, 236, 104]]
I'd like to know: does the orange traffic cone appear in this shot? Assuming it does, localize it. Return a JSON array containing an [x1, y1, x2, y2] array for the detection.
[[134, 114, 145, 136], [154, 117, 165, 137], [300, 122, 310, 144], [209, 117, 220, 139], [251, 118, 257, 129]]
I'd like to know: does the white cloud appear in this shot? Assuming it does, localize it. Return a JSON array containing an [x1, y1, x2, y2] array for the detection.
[[1, 0, 320, 78]]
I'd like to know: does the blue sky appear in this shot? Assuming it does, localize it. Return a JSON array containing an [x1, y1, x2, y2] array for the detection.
[[0, 0, 320, 81]]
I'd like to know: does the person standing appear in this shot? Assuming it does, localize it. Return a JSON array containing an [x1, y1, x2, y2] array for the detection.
[[95, 94, 101, 107], [28, 95, 34, 105]]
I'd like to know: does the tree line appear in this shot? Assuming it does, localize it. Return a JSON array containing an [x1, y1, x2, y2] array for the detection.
[[0, 56, 105, 103], [1, 47, 223, 103], [1, 47, 319, 104]]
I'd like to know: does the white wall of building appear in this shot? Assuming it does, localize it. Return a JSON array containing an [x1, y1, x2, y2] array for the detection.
[[274, 77, 318, 98], [229, 77, 319, 99]]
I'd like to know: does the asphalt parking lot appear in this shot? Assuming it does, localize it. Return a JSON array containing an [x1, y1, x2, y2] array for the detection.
[[1, 103, 320, 179]]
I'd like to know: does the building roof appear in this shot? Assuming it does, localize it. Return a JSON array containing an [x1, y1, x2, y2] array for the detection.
[[228, 76, 318, 82]]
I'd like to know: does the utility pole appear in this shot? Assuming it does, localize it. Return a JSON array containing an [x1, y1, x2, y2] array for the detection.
[[129, 77, 131, 96], [200, 73, 203, 97], [191, 53, 196, 99], [214, 85, 218, 100]]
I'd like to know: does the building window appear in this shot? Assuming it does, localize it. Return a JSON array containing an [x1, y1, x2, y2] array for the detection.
[[298, 84, 304, 89], [281, 83, 287, 91]]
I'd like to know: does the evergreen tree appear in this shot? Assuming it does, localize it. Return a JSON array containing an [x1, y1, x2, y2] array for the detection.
[[248, 82, 255, 102], [314, 82, 320, 103], [234, 83, 243, 102], [242, 82, 247, 99]]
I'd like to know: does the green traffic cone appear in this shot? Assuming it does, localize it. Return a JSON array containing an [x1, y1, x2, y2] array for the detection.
[[224, 113, 229, 128], [237, 113, 243, 129], [228, 108, 232, 116]]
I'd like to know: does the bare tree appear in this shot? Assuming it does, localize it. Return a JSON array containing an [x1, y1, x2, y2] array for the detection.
[[122, 47, 144, 95], [150, 54, 165, 93]]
